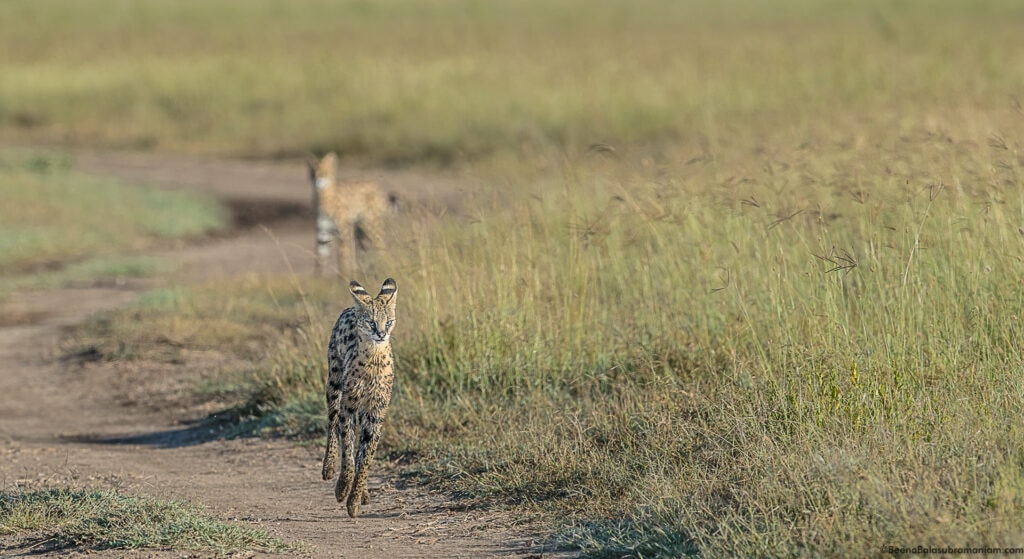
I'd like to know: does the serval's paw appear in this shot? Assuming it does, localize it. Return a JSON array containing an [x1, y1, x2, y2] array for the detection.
[[346, 499, 361, 518], [335, 479, 352, 504], [322, 461, 337, 481]]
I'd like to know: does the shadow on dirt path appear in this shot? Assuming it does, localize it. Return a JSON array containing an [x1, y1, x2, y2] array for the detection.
[[63, 419, 228, 449], [0, 151, 570, 559]]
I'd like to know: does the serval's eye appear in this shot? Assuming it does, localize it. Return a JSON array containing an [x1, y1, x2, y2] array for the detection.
[[385, 320, 393, 329]]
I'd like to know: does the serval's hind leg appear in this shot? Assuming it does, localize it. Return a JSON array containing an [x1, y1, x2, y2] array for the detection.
[[335, 224, 358, 277], [347, 416, 383, 518], [321, 405, 339, 481], [357, 215, 386, 255]]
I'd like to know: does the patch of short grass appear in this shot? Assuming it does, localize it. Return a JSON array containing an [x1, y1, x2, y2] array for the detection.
[[0, 255, 170, 298], [0, 151, 227, 274], [75, 276, 322, 364], [0, 487, 295, 554]]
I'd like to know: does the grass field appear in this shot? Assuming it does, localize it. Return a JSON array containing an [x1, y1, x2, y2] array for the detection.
[[9, 0, 1024, 556]]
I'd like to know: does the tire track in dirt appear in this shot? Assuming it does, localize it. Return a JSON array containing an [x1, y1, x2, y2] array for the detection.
[[0, 151, 569, 558]]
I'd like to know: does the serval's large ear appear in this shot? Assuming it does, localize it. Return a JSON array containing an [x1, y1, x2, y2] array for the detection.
[[350, 280, 373, 306], [377, 278, 397, 306], [305, 153, 319, 181], [322, 152, 339, 179]]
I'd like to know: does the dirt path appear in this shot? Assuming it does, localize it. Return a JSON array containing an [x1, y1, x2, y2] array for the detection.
[[0, 152, 566, 558]]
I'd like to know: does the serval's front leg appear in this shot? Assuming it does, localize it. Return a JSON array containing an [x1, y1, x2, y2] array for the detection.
[[352, 415, 372, 506], [336, 225, 357, 277], [314, 215, 334, 277], [346, 415, 383, 518], [335, 412, 355, 505], [321, 396, 340, 481]]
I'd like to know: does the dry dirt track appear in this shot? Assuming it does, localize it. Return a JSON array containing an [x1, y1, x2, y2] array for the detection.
[[0, 152, 570, 559]]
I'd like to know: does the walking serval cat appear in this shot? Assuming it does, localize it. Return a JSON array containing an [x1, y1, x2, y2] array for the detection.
[[306, 153, 395, 276], [321, 278, 398, 518]]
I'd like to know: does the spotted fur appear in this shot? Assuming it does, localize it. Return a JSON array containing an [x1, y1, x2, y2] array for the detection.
[[307, 153, 395, 276], [322, 278, 398, 518]]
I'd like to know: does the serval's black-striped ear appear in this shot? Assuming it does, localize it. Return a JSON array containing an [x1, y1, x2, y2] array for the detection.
[[303, 153, 319, 181], [350, 280, 372, 306], [377, 278, 397, 305]]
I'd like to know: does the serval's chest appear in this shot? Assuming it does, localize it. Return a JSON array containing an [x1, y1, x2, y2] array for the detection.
[[341, 342, 394, 411]]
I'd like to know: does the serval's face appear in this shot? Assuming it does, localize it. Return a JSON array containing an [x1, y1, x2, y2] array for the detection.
[[308, 153, 339, 191], [349, 278, 397, 344]]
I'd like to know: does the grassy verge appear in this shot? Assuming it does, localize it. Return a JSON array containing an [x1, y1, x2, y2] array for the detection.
[[0, 255, 171, 296], [0, 487, 295, 555], [0, 151, 226, 294]]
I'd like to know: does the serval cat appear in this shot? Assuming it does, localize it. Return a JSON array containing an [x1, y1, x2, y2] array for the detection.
[[321, 278, 398, 518], [306, 153, 395, 276]]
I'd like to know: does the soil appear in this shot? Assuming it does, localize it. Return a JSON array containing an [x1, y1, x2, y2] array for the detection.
[[0, 151, 570, 559]]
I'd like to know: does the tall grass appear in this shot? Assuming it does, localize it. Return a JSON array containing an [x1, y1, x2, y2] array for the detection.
[[381, 130, 1024, 555]]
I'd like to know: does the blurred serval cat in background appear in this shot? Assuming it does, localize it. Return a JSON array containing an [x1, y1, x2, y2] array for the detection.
[[306, 153, 396, 276]]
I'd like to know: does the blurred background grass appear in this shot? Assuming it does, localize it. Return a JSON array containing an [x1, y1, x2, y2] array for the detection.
[[7, 0, 1024, 557], [2, 0, 1022, 164]]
